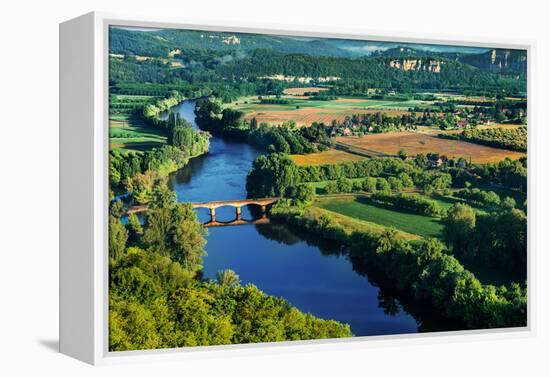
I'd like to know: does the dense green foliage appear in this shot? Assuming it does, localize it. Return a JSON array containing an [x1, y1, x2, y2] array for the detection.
[[246, 153, 300, 197], [141, 204, 207, 271], [454, 188, 502, 209], [110, 248, 351, 351], [350, 230, 526, 329], [298, 158, 453, 194], [110, 146, 188, 196], [371, 192, 445, 217], [474, 157, 527, 193], [246, 153, 476, 200], [443, 203, 527, 278], [109, 199, 352, 351]]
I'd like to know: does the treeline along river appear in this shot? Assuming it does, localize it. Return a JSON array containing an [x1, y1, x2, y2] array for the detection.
[[161, 100, 442, 337]]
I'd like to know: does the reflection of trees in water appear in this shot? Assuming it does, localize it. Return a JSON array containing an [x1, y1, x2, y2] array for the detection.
[[348, 252, 463, 333], [258, 218, 462, 333], [255, 222, 302, 246], [255, 219, 347, 257], [169, 154, 208, 187], [377, 291, 401, 316]]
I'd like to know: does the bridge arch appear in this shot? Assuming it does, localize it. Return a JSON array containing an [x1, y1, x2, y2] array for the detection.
[[127, 198, 280, 226], [190, 198, 279, 224]]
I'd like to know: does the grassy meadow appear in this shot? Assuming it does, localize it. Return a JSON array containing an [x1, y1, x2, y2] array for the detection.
[[109, 94, 166, 151], [316, 197, 444, 239]]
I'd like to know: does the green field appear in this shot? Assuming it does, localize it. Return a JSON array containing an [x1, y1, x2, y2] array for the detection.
[[109, 115, 166, 152], [228, 96, 434, 112], [317, 197, 444, 239], [109, 94, 167, 151], [109, 94, 156, 116]]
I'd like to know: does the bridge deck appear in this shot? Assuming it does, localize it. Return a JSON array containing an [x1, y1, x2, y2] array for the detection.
[[127, 198, 279, 214], [191, 198, 279, 209]]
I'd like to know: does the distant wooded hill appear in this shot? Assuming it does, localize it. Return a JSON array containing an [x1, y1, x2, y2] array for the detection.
[[108, 27, 527, 95]]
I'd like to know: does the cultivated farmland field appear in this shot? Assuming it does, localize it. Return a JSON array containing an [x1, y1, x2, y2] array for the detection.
[[228, 96, 426, 127], [109, 115, 166, 151], [290, 148, 368, 166], [336, 132, 526, 163], [109, 94, 167, 151], [283, 87, 329, 96]]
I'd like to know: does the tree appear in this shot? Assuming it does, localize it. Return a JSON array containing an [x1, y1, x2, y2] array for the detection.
[[127, 170, 166, 205], [336, 177, 353, 193], [110, 199, 126, 218], [414, 153, 429, 169], [221, 108, 245, 128], [362, 177, 377, 193], [325, 181, 338, 194], [142, 208, 172, 256], [250, 117, 258, 129], [431, 173, 452, 190], [171, 204, 207, 271], [388, 176, 403, 191], [286, 183, 315, 205], [502, 196, 516, 211], [126, 213, 143, 243], [169, 125, 194, 151], [246, 153, 300, 197], [109, 215, 128, 260], [442, 203, 476, 255], [150, 184, 176, 209], [376, 177, 391, 193], [216, 270, 240, 288], [398, 172, 414, 188], [398, 148, 408, 160], [417, 238, 445, 266]]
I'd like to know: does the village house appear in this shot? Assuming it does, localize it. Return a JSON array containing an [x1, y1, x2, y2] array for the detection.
[[428, 155, 444, 168]]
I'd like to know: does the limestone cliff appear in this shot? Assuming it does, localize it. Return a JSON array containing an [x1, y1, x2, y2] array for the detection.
[[387, 58, 443, 73], [459, 49, 527, 75]]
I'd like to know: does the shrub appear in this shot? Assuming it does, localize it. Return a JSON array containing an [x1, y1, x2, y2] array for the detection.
[[454, 188, 501, 208], [371, 193, 445, 217]]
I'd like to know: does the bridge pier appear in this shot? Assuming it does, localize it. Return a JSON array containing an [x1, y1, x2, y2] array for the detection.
[[235, 206, 241, 220], [209, 207, 216, 222], [261, 205, 267, 217]]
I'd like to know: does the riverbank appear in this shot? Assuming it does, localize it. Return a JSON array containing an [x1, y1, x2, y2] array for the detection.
[[109, 97, 211, 202], [269, 201, 527, 330]]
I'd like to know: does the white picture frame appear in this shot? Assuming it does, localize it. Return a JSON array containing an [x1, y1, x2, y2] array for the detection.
[[59, 11, 535, 365]]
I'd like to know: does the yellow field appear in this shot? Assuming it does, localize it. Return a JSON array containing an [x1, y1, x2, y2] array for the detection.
[[291, 149, 368, 166], [283, 87, 329, 96], [336, 132, 526, 163], [245, 107, 409, 127], [475, 123, 526, 130]]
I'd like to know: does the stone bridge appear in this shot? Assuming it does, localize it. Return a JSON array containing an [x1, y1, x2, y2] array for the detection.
[[191, 198, 279, 223], [127, 198, 280, 226]]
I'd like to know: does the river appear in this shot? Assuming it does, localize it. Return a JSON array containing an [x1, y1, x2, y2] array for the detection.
[[162, 100, 420, 337]]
